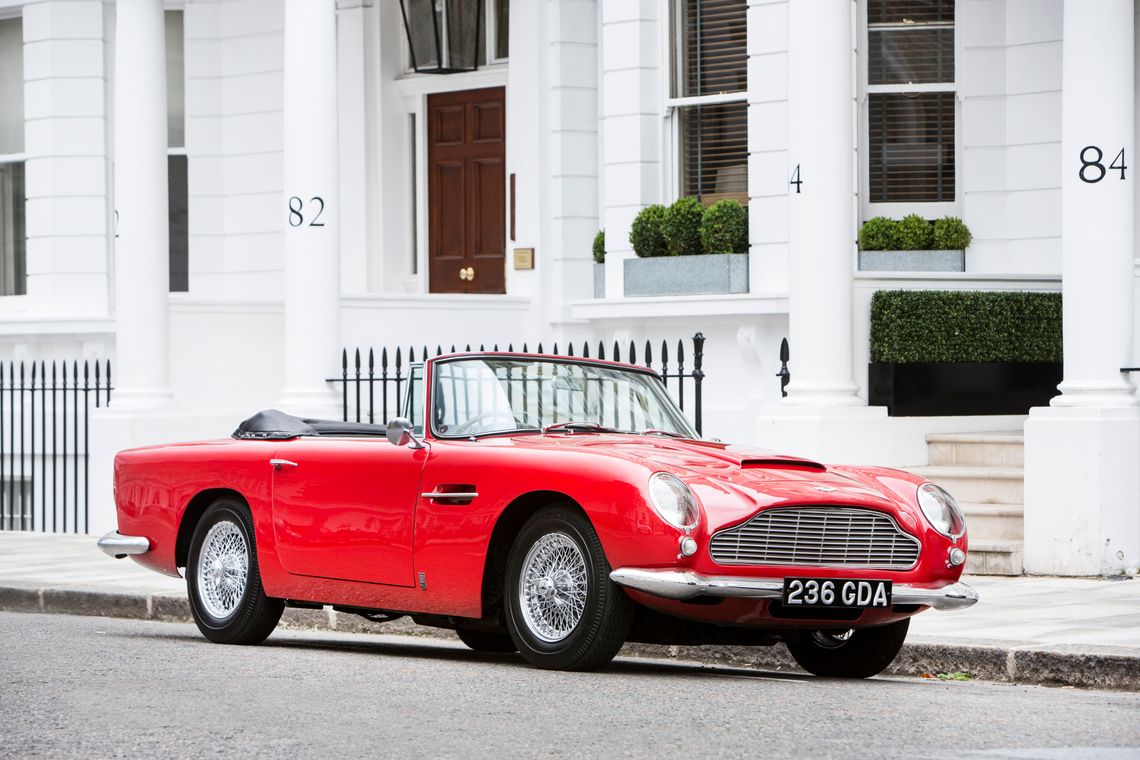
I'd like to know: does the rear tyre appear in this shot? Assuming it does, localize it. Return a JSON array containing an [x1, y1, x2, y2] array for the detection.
[[455, 626, 518, 653], [785, 619, 910, 678], [186, 499, 284, 645], [504, 506, 633, 671]]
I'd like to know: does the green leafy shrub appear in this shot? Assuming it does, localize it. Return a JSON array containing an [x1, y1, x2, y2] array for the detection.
[[859, 217, 898, 251], [894, 214, 934, 250], [933, 217, 972, 250], [592, 229, 605, 264], [662, 197, 705, 256], [700, 199, 749, 254], [870, 290, 1062, 363], [629, 204, 668, 258]]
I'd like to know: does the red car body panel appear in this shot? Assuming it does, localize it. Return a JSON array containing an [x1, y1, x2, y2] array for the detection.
[[113, 354, 967, 629]]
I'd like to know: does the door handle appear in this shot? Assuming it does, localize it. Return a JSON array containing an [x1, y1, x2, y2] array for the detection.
[[459, 266, 475, 281], [421, 491, 478, 501], [270, 459, 298, 470]]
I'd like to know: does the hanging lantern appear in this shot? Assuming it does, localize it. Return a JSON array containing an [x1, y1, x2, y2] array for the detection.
[[398, 0, 483, 74]]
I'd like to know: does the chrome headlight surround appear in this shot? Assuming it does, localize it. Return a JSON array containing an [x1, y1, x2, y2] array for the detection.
[[917, 483, 966, 539], [648, 472, 701, 531]]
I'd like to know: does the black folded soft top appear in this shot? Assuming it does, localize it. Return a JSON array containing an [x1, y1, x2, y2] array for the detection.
[[232, 409, 388, 440]]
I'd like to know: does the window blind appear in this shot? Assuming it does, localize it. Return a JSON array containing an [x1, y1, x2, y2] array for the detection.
[[868, 92, 955, 203], [680, 101, 748, 204], [680, 0, 747, 98]]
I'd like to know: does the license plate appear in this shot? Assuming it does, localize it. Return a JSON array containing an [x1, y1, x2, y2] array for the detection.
[[782, 577, 892, 608]]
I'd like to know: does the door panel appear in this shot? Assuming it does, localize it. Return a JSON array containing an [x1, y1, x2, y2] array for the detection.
[[271, 440, 427, 587], [428, 86, 506, 294]]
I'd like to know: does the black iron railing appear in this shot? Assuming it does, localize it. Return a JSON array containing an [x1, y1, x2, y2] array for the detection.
[[328, 333, 706, 435], [0, 360, 112, 534]]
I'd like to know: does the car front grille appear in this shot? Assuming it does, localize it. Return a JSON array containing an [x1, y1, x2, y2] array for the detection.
[[708, 506, 920, 569]]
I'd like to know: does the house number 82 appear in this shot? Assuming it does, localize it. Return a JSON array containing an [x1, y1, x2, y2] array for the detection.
[[287, 196, 326, 227]]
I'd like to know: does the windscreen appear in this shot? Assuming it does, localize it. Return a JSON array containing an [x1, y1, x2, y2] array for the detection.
[[430, 358, 696, 438]]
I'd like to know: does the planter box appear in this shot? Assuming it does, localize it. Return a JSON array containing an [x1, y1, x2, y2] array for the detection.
[[594, 262, 605, 298], [869, 361, 1062, 416], [858, 249, 964, 272], [623, 253, 748, 298]]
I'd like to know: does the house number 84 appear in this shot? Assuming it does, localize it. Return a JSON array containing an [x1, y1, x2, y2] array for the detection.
[[1079, 146, 1126, 183]]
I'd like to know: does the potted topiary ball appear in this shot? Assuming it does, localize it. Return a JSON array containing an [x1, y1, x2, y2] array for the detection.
[[858, 215, 970, 272], [624, 198, 750, 297]]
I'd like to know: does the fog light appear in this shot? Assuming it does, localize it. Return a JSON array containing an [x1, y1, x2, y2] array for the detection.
[[679, 536, 698, 557], [948, 547, 966, 567]]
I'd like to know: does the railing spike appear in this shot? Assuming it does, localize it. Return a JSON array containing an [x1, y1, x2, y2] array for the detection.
[[629, 341, 636, 365], [613, 341, 620, 362], [341, 348, 347, 371]]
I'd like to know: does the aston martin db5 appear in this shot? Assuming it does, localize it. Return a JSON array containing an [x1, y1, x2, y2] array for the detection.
[[100, 353, 976, 676]]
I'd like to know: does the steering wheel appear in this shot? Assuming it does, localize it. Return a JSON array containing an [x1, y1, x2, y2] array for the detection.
[[452, 411, 525, 436]]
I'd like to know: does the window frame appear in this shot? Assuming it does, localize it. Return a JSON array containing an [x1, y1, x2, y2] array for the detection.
[[858, 0, 962, 221], [165, 7, 188, 293], [0, 12, 26, 298], [664, 0, 749, 206]]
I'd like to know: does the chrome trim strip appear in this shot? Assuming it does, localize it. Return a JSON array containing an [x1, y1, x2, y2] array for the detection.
[[609, 567, 978, 611], [97, 531, 151, 559], [420, 492, 479, 500]]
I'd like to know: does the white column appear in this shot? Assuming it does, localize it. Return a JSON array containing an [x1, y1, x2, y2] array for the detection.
[[1024, 0, 1139, 576], [1053, 0, 1136, 407], [783, 0, 859, 406], [277, 0, 341, 418], [112, 0, 173, 407]]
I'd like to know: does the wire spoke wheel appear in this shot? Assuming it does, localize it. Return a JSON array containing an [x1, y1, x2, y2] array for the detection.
[[186, 499, 283, 645], [518, 532, 589, 643], [196, 520, 250, 620], [505, 506, 634, 670]]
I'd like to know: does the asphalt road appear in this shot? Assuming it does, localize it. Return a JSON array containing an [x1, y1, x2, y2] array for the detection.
[[1, 612, 1138, 760]]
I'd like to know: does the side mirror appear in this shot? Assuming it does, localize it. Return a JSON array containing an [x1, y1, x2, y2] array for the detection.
[[386, 417, 425, 449]]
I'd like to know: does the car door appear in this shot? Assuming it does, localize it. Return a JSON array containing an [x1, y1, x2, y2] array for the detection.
[[270, 437, 428, 587]]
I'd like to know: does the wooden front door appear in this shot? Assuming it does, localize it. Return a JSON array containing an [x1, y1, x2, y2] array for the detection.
[[427, 87, 506, 294]]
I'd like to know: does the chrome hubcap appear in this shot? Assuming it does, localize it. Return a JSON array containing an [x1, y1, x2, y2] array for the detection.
[[519, 532, 588, 643], [196, 520, 249, 620]]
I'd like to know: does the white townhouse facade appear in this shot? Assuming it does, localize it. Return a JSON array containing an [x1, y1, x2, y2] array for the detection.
[[0, 0, 1136, 576]]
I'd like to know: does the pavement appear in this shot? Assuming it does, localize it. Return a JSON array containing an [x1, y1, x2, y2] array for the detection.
[[1, 531, 1137, 691]]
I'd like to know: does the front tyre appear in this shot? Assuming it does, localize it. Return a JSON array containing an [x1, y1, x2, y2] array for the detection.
[[504, 507, 633, 671], [785, 619, 910, 678], [455, 626, 518, 653], [186, 499, 284, 645]]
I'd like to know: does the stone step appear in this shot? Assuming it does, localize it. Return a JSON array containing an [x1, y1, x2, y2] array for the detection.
[[927, 431, 1024, 468], [959, 502, 1024, 542], [906, 466, 1024, 505], [965, 540, 1024, 576]]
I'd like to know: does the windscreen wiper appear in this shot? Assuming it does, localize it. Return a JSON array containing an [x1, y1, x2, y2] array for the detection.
[[541, 421, 622, 435], [642, 429, 690, 439]]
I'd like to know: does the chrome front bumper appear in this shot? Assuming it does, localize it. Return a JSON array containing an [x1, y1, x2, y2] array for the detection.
[[610, 568, 978, 611], [97, 531, 151, 559]]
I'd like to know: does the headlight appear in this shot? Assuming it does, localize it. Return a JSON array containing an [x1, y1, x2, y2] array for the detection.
[[648, 473, 700, 530], [917, 483, 966, 539]]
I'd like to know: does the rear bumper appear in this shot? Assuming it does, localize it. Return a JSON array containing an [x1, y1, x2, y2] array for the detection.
[[610, 567, 978, 611], [97, 531, 151, 559]]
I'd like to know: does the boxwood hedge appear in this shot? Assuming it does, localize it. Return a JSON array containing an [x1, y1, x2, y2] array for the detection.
[[870, 290, 1062, 363]]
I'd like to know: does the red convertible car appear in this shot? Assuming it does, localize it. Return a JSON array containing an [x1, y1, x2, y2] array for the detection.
[[100, 353, 976, 676]]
